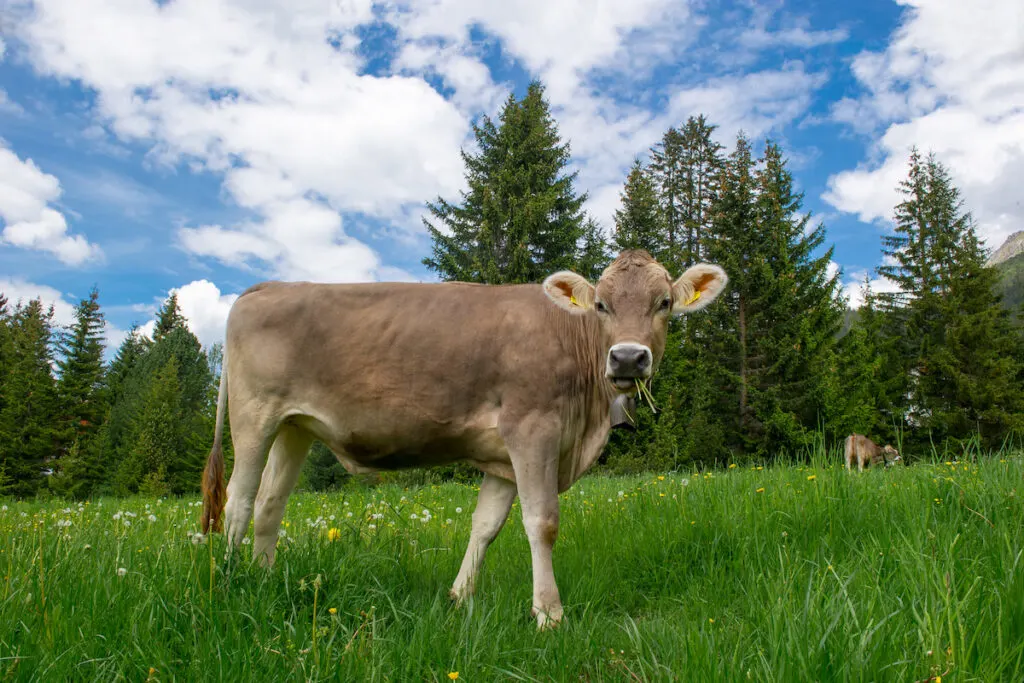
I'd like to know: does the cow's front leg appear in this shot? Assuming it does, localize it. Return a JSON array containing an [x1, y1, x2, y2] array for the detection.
[[450, 473, 517, 604], [506, 423, 563, 630]]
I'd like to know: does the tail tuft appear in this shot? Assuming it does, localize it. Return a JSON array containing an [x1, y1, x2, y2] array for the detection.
[[201, 443, 226, 533]]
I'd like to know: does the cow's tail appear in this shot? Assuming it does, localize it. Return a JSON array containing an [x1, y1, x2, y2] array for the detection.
[[201, 360, 229, 534]]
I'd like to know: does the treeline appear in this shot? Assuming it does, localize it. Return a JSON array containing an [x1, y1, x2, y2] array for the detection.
[[0, 293, 220, 498], [2, 81, 1022, 499]]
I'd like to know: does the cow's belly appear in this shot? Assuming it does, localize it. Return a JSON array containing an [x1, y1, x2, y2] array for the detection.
[[289, 407, 513, 480]]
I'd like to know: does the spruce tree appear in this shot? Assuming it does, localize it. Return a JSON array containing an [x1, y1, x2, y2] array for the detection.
[[678, 115, 724, 267], [576, 217, 611, 281], [56, 288, 108, 452], [613, 159, 665, 256], [0, 300, 60, 496], [648, 126, 685, 270], [878, 151, 1023, 446], [423, 81, 588, 284]]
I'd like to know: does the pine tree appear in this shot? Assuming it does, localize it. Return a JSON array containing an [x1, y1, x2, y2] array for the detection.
[[576, 217, 611, 281], [56, 288, 108, 456], [115, 355, 183, 496], [423, 81, 588, 284], [613, 159, 665, 257], [648, 126, 685, 270], [107, 295, 213, 493], [878, 151, 1023, 446], [153, 293, 187, 341], [0, 299, 60, 496], [678, 115, 724, 267]]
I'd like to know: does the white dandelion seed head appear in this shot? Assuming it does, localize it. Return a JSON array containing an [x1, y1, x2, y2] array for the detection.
[[117, 567, 127, 577], [191, 533, 206, 545], [242, 537, 251, 545], [148, 514, 157, 522], [455, 507, 463, 514], [368, 524, 376, 530]]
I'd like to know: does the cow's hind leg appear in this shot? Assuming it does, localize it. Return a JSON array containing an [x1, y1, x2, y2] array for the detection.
[[223, 414, 278, 552], [252, 424, 314, 566], [450, 473, 517, 604]]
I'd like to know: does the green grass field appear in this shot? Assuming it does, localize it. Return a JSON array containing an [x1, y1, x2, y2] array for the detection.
[[3, 455, 1024, 682]]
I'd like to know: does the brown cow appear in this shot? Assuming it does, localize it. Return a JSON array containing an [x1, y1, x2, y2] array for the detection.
[[844, 433, 901, 471], [201, 250, 727, 628]]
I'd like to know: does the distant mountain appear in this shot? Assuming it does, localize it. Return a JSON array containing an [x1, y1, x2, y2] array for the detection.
[[995, 251, 1024, 325], [989, 231, 1024, 266]]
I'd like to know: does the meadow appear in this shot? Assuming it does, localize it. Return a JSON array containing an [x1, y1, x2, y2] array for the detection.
[[2, 455, 1024, 682]]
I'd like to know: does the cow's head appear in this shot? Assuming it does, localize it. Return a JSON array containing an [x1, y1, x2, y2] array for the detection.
[[543, 250, 728, 392], [882, 445, 901, 465]]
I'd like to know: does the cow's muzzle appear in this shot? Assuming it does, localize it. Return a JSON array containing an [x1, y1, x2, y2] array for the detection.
[[606, 343, 652, 390]]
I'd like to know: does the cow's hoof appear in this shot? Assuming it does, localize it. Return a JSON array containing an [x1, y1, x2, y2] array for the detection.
[[532, 606, 563, 631], [448, 588, 470, 606]]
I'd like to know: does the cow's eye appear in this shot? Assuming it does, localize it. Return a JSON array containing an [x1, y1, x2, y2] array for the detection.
[[595, 301, 608, 314], [659, 298, 671, 311]]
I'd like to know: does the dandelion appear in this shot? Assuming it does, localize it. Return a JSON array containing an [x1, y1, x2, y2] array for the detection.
[[368, 524, 377, 530], [657, 475, 665, 481], [242, 537, 251, 545], [346, 512, 353, 518], [445, 519, 453, 525], [148, 514, 157, 522], [681, 479, 689, 487], [191, 533, 206, 545], [728, 463, 737, 469], [756, 487, 765, 493], [448, 673, 459, 680], [1, 505, 6, 511], [708, 618, 715, 624], [326, 527, 341, 542], [410, 513, 418, 520], [329, 607, 337, 615], [455, 507, 463, 514], [806, 475, 817, 481], [117, 567, 127, 577]]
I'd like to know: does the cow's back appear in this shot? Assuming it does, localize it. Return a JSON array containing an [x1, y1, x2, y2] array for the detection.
[[223, 280, 602, 479]]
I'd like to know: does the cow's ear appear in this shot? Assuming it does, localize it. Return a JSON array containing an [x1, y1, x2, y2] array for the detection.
[[671, 263, 728, 314], [543, 271, 595, 314]]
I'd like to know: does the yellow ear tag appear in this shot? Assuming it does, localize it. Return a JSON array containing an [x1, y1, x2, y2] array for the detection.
[[685, 290, 702, 306], [569, 294, 579, 307]]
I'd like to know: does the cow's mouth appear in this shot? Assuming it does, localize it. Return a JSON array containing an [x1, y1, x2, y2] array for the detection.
[[609, 377, 638, 391]]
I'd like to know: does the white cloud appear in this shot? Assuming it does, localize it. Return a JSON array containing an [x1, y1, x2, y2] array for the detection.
[[824, 0, 1024, 251], [13, 0, 469, 281], [841, 269, 903, 310], [8, 0, 834, 284], [140, 279, 238, 348], [0, 143, 102, 264]]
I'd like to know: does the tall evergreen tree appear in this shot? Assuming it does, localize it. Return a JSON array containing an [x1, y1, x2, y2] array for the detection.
[[153, 293, 187, 341], [613, 159, 665, 257], [56, 287, 108, 450], [423, 81, 588, 284], [879, 150, 1023, 446], [648, 126, 685, 270], [678, 115, 724, 267], [576, 217, 611, 281], [0, 300, 60, 496]]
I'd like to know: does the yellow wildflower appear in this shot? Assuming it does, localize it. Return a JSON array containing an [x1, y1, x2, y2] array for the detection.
[[708, 618, 715, 624], [448, 673, 460, 680], [755, 487, 765, 493], [729, 463, 737, 469], [657, 475, 665, 481], [327, 528, 341, 542], [328, 607, 337, 615], [806, 475, 817, 481]]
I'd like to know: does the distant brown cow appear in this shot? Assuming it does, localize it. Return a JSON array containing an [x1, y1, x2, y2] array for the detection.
[[201, 250, 728, 629], [844, 433, 901, 471]]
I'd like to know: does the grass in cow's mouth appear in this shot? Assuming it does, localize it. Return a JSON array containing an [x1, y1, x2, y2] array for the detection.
[[635, 378, 658, 413], [2, 450, 1022, 681]]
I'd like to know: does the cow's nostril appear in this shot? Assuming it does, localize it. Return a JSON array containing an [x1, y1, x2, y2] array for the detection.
[[637, 352, 649, 370]]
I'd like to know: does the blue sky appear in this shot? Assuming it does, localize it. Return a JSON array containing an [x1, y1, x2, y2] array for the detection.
[[1, 0, 1022, 349]]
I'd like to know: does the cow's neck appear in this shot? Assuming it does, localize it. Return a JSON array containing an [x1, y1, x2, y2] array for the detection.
[[552, 309, 618, 489]]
